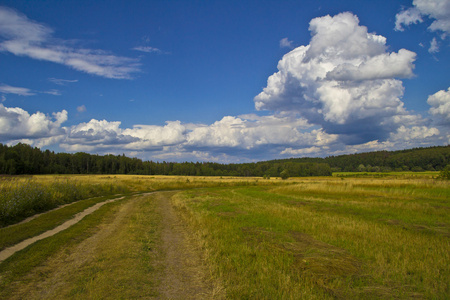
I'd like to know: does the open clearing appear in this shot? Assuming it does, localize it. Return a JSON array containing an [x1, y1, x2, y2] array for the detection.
[[0, 174, 448, 299]]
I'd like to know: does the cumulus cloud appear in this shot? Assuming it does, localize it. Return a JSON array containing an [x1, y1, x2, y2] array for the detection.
[[255, 12, 418, 145], [428, 87, 450, 124], [0, 104, 67, 141], [0, 6, 140, 79], [0, 83, 35, 96], [395, 0, 450, 36], [61, 119, 187, 152], [395, 7, 423, 31], [389, 125, 441, 146], [186, 114, 322, 150]]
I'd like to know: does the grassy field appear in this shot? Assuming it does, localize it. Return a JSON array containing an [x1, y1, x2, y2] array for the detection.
[[0, 173, 448, 299], [172, 174, 449, 299]]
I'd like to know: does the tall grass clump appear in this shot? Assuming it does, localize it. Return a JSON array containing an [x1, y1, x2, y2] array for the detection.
[[0, 178, 129, 226]]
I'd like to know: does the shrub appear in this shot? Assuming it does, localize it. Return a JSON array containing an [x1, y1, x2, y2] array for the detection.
[[280, 169, 289, 180], [439, 165, 450, 180]]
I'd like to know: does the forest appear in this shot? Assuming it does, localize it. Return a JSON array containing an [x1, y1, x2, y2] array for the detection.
[[0, 143, 448, 177]]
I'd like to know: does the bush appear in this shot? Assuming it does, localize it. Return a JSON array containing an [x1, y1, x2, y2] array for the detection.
[[439, 165, 450, 180], [280, 169, 289, 180]]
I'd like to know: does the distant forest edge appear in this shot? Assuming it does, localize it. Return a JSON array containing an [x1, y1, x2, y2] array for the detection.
[[0, 143, 449, 177]]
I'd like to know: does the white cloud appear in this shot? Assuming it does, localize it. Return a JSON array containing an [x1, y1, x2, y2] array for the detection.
[[0, 104, 67, 141], [255, 12, 417, 144], [123, 121, 187, 149], [428, 37, 439, 53], [48, 78, 78, 85], [62, 119, 137, 151], [395, 7, 423, 31], [280, 146, 322, 156], [43, 89, 61, 96], [395, 0, 450, 36], [0, 6, 141, 79], [389, 125, 440, 144], [186, 115, 322, 150], [0, 83, 35, 96], [279, 38, 293, 48], [427, 87, 450, 123], [132, 46, 163, 54]]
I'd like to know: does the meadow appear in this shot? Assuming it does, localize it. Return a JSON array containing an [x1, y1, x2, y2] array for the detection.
[[0, 173, 448, 299]]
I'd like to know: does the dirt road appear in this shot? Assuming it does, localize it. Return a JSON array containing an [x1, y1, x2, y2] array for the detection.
[[0, 192, 224, 299], [155, 192, 224, 299]]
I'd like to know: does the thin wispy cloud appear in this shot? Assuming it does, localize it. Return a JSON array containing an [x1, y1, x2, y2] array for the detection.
[[0, 6, 141, 79], [42, 89, 62, 96], [0, 83, 35, 96], [48, 78, 79, 85], [133, 46, 162, 53]]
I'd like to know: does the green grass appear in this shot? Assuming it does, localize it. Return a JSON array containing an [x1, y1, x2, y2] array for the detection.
[[172, 177, 450, 299]]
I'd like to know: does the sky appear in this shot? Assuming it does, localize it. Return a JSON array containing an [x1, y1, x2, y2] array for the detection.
[[0, 0, 449, 163]]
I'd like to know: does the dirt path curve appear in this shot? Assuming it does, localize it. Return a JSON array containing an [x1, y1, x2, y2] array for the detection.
[[1, 192, 224, 299], [3, 194, 138, 299], [156, 192, 224, 299], [0, 196, 125, 263]]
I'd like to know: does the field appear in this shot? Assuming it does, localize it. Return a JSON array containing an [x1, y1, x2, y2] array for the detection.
[[0, 173, 449, 299]]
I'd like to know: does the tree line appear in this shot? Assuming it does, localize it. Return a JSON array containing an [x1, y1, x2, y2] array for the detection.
[[0, 143, 331, 177], [275, 145, 450, 172], [0, 143, 448, 177]]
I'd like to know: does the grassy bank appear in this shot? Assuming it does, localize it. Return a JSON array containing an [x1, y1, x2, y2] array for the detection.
[[0, 176, 130, 226]]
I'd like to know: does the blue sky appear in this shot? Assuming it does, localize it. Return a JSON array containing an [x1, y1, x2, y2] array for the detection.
[[0, 0, 449, 162]]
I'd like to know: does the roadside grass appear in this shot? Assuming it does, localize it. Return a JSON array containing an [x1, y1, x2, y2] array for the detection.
[[0, 195, 123, 251], [0, 176, 130, 226], [172, 177, 450, 299]]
